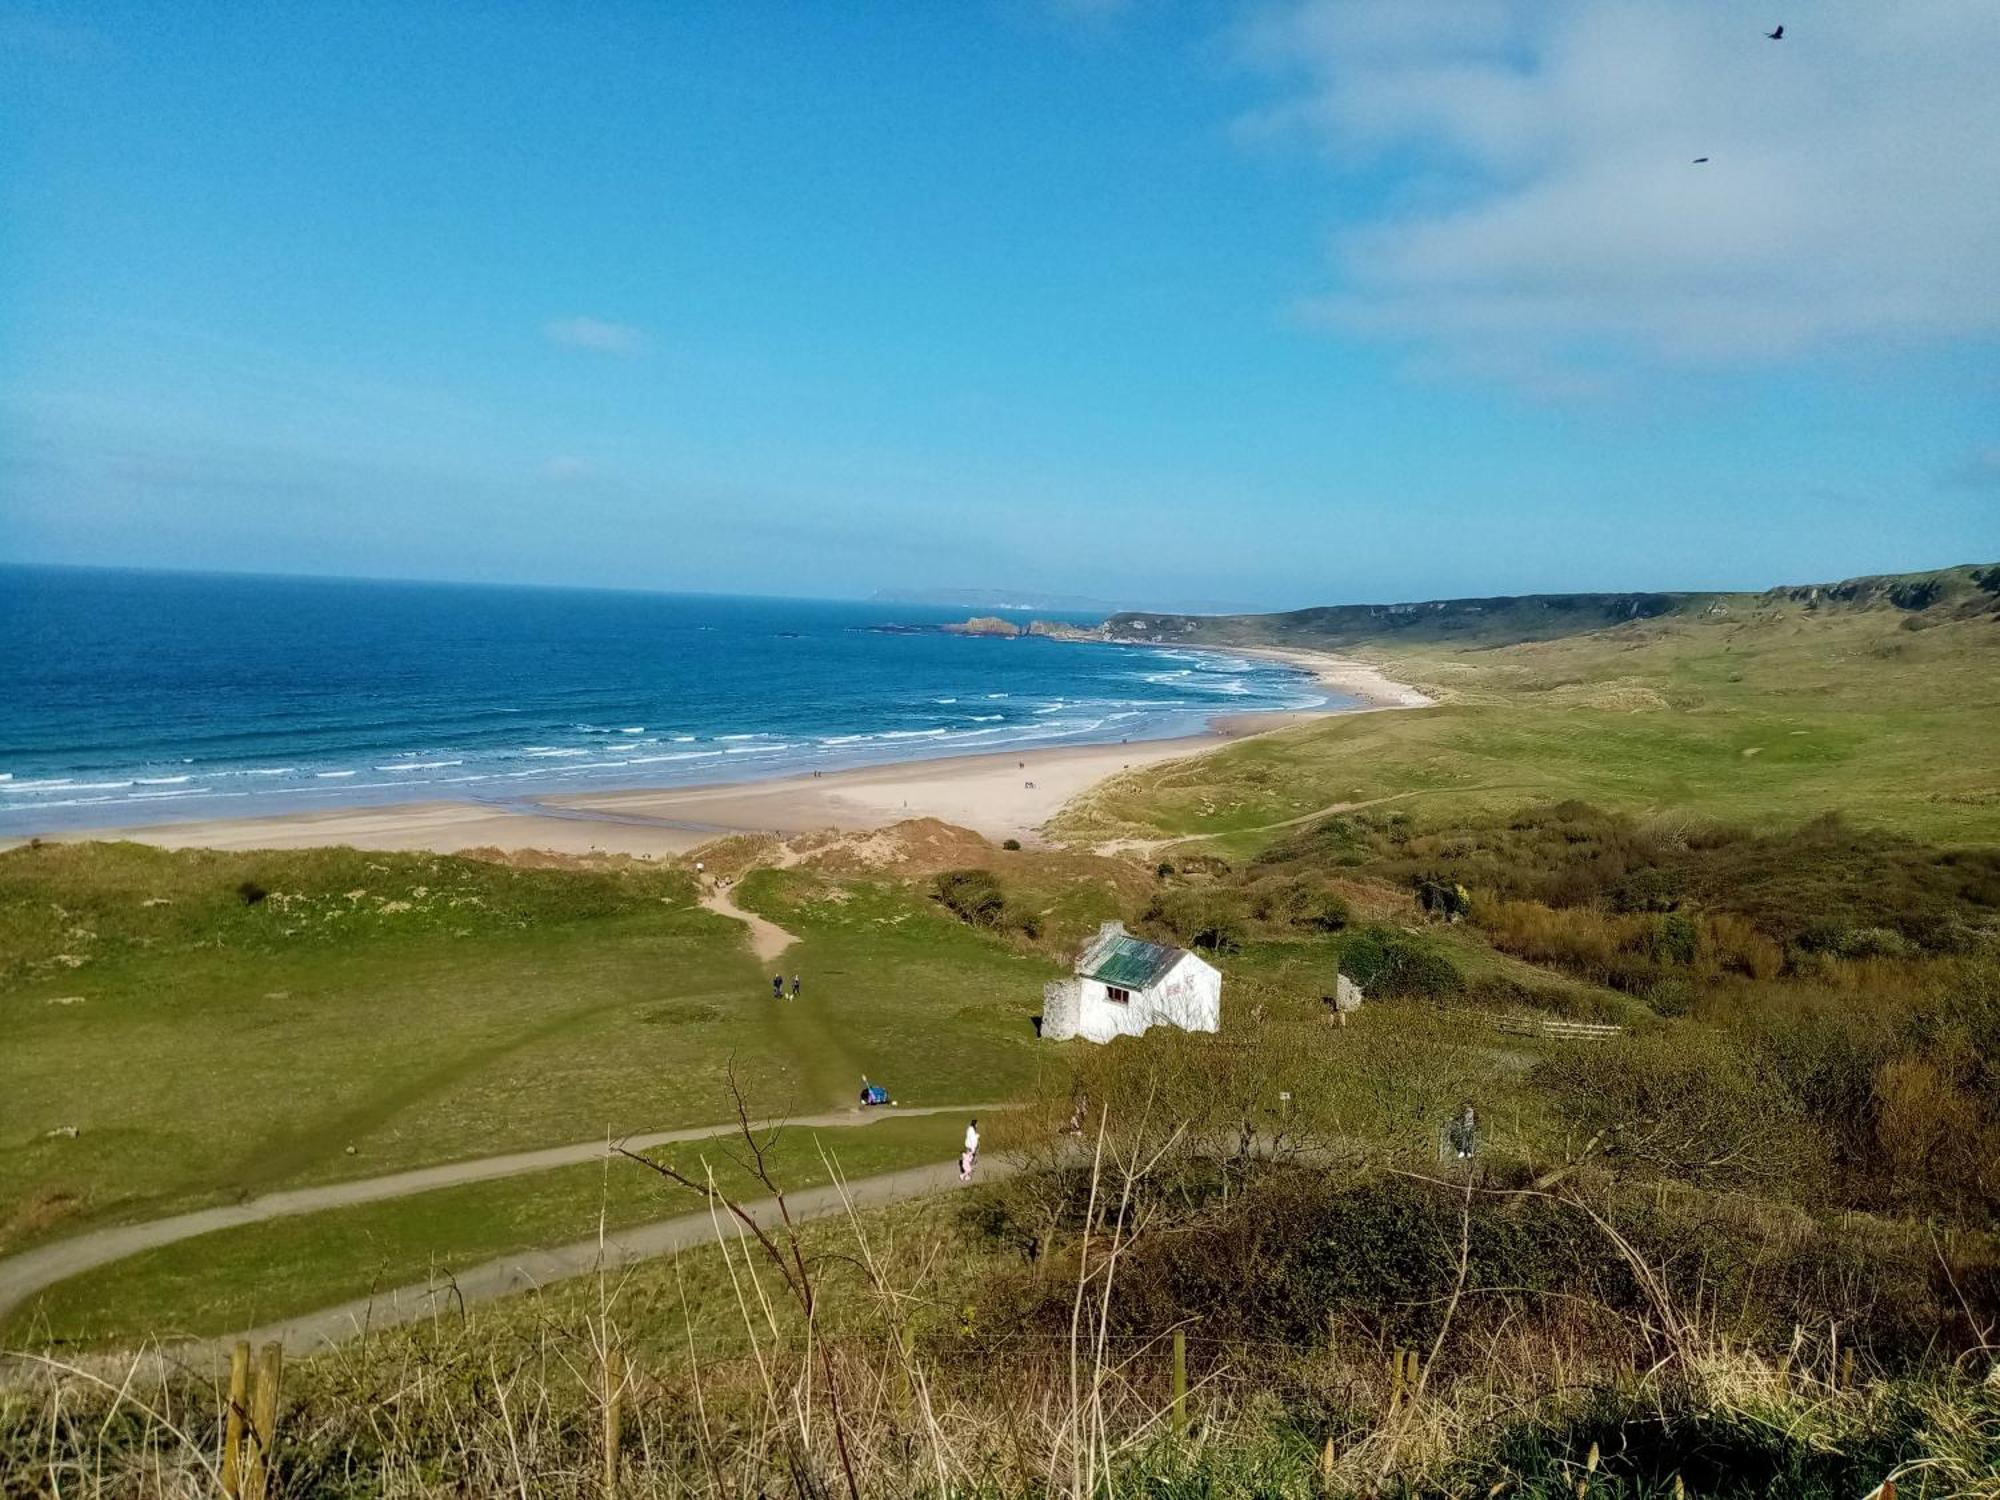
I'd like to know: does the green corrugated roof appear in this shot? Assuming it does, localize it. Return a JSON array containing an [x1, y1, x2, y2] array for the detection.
[[1083, 934, 1183, 990]]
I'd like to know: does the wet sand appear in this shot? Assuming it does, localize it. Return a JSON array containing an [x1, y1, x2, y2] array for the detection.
[[22, 647, 1428, 857]]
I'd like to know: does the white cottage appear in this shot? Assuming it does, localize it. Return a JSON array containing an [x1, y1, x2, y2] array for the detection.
[[1041, 921, 1222, 1043]]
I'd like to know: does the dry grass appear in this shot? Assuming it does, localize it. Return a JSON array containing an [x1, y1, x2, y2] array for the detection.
[[8, 1109, 1998, 1498]]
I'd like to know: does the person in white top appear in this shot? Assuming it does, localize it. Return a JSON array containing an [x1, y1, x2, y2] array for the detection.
[[958, 1118, 981, 1184]]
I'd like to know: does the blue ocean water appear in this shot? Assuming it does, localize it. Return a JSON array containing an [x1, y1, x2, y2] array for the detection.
[[0, 566, 1335, 835]]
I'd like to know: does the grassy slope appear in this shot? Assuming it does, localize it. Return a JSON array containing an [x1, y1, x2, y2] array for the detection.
[[1104, 560, 2000, 650], [4, 1113, 981, 1349], [1055, 607, 2000, 855], [0, 849, 1058, 1256]]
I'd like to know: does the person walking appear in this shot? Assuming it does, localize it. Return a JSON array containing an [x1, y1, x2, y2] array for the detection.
[[964, 1118, 980, 1165], [771, 974, 784, 1000], [1448, 1105, 1478, 1161], [790, 974, 802, 1000]]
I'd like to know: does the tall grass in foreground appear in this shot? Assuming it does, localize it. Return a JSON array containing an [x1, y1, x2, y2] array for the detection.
[[7, 1121, 1999, 1499]]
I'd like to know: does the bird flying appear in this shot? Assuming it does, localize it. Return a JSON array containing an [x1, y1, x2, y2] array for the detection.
[[1692, 157, 1710, 164], [1766, 24, 1784, 39]]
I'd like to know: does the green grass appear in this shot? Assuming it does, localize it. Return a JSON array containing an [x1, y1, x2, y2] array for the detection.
[[0, 846, 1059, 1255], [732, 867, 1068, 1107], [1054, 612, 2000, 854], [3, 1113, 986, 1350]]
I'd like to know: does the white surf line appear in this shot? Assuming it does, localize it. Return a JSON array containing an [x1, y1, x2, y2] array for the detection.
[[0, 1104, 1007, 1326]]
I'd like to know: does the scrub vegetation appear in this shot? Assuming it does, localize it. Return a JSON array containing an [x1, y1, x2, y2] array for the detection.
[[5, 563, 1999, 1494]]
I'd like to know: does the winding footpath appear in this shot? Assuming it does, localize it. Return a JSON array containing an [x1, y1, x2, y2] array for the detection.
[[0, 1104, 1000, 1334], [697, 881, 799, 964], [213, 1154, 1014, 1361]]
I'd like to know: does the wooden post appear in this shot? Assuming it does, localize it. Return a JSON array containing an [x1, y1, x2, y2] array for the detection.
[[603, 1346, 625, 1497], [220, 1341, 250, 1499], [1170, 1329, 1187, 1439], [242, 1342, 282, 1500]]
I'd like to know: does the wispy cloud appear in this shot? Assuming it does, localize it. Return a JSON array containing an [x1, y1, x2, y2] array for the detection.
[[1240, 0, 2000, 390], [542, 316, 646, 355], [1943, 447, 2000, 490]]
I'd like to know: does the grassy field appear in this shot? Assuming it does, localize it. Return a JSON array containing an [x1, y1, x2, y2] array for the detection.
[[1056, 609, 2000, 855], [7, 576, 1999, 1491], [0, 844, 1059, 1256], [3, 1112, 980, 1350]]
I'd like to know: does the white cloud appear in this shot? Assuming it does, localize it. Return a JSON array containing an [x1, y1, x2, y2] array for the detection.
[[1242, 0, 2000, 385], [542, 316, 646, 355], [1944, 447, 2000, 490]]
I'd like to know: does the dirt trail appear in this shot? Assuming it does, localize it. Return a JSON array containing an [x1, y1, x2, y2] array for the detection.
[[203, 1155, 1015, 1362], [0, 1104, 1003, 1328], [698, 883, 799, 963], [1091, 785, 1521, 858]]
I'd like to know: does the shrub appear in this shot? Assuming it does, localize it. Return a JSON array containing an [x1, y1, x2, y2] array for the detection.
[[1653, 912, 1700, 966], [1338, 925, 1464, 1001], [931, 868, 1006, 928], [1535, 1028, 1823, 1195], [236, 880, 267, 906], [1245, 876, 1351, 932], [1142, 888, 1247, 954], [1001, 838, 1021, 851]]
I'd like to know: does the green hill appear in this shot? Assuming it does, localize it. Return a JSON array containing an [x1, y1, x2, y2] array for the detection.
[[1105, 562, 2000, 650]]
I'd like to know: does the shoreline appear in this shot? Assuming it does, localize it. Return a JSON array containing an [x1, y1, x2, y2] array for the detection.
[[9, 646, 1430, 858]]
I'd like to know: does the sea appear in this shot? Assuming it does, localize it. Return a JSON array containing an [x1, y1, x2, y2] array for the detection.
[[0, 566, 1338, 836]]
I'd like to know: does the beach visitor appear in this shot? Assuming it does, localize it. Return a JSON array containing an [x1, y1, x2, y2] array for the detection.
[[772, 974, 784, 1000], [1448, 1105, 1478, 1160], [790, 974, 801, 1000]]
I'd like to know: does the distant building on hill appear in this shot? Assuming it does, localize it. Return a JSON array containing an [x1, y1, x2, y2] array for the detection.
[[1041, 921, 1222, 1043]]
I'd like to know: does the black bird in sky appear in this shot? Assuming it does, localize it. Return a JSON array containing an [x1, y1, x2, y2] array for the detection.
[[1692, 157, 1710, 164], [1766, 24, 1784, 40]]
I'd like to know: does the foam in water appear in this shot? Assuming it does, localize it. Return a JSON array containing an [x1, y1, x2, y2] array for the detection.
[[1, 574, 1341, 834]]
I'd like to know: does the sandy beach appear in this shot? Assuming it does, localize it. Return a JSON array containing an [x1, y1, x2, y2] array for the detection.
[[27, 647, 1428, 858]]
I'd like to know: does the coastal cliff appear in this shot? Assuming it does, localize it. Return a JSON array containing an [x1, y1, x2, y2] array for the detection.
[[939, 617, 1103, 640]]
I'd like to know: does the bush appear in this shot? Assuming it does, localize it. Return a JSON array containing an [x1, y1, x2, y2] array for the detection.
[[1245, 876, 1351, 932], [1142, 888, 1247, 954], [1000, 837, 1021, 851], [931, 868, 1006, 928], [237, 880, 267, 905], [1535, 1028, 1824, 1195], [1338, 925, 1464, 1001]]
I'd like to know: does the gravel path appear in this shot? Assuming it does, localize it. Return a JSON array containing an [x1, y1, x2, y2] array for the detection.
[[0, 1104, 1001, 1327], [223, 1153, 1011, 1360]]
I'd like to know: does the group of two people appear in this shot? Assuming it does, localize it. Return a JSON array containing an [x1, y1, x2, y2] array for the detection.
[[771, 973, 801, 1000]]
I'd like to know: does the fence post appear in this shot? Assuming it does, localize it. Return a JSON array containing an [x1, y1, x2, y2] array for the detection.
[[603, 1346, 625, 1497], [1171, 1329, 1187, 1439], [220, 1340, 250, 1499], [242, 1342, 282, 1500]]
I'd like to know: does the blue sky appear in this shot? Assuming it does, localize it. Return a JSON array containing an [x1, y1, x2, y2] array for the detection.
[[2, 1, 1995, 611]]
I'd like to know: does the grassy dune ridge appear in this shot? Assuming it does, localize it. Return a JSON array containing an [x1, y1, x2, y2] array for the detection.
[[1058, 569, 2000, 852]]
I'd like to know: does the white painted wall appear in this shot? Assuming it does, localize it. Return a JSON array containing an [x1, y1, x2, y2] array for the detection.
[[1068, 952, 1222, 1043]]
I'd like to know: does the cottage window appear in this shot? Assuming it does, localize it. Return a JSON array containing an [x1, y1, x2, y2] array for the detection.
[[1105, 985, 1132, 1005]]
